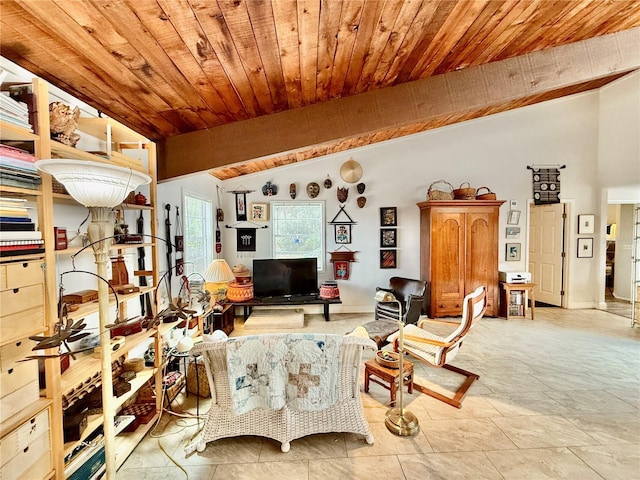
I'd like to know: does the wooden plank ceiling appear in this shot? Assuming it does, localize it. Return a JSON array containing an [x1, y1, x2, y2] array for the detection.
[[1, 0, 639, 181]]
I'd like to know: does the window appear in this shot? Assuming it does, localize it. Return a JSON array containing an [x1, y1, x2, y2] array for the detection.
[[271, 201, 325, 271], [183, 191, 214, 275]]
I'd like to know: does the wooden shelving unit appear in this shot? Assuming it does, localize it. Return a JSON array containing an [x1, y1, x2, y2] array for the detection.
[[1, 76, 161, 480]]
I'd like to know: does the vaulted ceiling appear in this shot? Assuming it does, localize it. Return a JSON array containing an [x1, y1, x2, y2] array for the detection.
[[1, 1, 639, 181]]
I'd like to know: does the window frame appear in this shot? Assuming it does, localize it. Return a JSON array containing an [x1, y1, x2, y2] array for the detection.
[[270, 200, 326, 272], [182, 189, 214, 276]]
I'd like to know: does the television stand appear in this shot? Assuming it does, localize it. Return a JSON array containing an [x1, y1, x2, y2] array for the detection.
[[232, 297, 342, 321]]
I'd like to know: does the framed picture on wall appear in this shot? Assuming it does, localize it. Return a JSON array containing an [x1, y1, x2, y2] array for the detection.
[[507, 210, 521, 225], [334, 224, 351, 244], [380, 250, 397, 269], [380, 228, 397, 247], [250, 203, 268, 221], [506, 243, 521, 261], [578, 214, 595, 234], [380, 207, 397, 226], [577, 237, 594, 258]]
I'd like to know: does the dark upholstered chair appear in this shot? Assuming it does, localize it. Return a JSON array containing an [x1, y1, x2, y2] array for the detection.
[[363, 277, 427, 348]]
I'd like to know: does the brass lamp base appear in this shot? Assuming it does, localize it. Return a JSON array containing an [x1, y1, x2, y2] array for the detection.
[[385, 407, 420, 436]]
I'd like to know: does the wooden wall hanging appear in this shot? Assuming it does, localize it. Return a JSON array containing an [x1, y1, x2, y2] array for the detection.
[[329, 247, 357, 280]]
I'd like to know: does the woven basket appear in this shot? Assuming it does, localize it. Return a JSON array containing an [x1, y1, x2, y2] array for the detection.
[[475, 186, 497, 200], [453, 182, 476, 199], [52, 179, 68, 195], [375, 350, 400, 369], [427, 179, 454, 200]]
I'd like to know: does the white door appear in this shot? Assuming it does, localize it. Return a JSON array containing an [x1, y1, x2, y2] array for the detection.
[[528, 203, 566, 306]]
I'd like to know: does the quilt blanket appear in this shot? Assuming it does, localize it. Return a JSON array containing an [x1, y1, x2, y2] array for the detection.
[[226, 334, 342, 415]]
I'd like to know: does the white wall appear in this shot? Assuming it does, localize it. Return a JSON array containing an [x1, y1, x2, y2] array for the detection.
[[598, 71, 640, 304], [160, 72, 640, 314], [157, 173, 221, 293]]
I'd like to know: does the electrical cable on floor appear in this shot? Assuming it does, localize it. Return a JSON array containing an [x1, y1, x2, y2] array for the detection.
[[157, 438, 189, 479], [143, 348, 207, 477]]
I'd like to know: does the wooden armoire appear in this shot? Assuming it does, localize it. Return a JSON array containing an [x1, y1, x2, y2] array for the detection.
[[418, 200, 505, 317]]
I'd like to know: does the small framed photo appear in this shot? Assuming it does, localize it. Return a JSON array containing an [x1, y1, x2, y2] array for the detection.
[[506, 242, 521, 261], [507, 210, 521, 225], [577, 237, 594, 258], [380, 228, 397, 247], [380, 249, 397, 269], [250, 202, 268, 221], [380, 207, 397, 226], [505, 227, 521, 239], [578, 214, 595, 234], [334, 224, 351, 244]]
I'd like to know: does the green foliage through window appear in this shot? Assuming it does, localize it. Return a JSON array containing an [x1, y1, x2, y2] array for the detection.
[[271, 201, 325, 271]]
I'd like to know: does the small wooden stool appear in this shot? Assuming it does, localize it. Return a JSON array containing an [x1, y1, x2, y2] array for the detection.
[[364, 357, 414, 406]]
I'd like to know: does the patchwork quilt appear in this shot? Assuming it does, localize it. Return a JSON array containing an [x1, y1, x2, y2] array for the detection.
[[225, 334, 342, 414]]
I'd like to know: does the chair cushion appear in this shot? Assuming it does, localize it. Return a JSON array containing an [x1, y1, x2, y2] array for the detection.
[[360, 319, 399, 348], [387, 324, 445, 366]]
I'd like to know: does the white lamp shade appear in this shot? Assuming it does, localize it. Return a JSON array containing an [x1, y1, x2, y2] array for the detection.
[[203, 258, 235, 283], [35, 159, 151, 208]]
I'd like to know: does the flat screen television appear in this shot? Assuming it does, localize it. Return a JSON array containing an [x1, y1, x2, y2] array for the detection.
[[252, 258, 318, 299]]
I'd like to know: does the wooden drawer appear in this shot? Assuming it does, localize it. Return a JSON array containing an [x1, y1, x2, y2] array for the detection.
[[0, 260, 43, 291], [1, 306, 46, 346], [432, 299, 464, 316], [1, 283, 44, 317], [0, 409, 49, 467], [1, 432, 50, 479], [0, 339, 32, 373], [1, 358, 38, 398], [0, 380, 39, 424]]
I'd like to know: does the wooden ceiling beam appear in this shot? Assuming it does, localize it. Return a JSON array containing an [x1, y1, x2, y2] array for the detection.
[[158, 27, 640, 181]]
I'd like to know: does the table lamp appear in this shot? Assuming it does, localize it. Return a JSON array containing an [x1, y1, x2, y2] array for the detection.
[[374, 290, 420, 436], [36, 159, 151, 480], [203, 258, 235, 302]]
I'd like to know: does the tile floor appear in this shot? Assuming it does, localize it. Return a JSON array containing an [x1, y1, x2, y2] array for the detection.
[[118, 308, 640, 479]]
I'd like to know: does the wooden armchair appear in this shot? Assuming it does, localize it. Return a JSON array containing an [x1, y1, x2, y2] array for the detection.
[[390, 286, 486, 408]]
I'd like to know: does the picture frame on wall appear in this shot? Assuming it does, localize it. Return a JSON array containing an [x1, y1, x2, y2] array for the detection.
[[507, 210, 521, 225], [380, 228, 397, 248], [506, 242, 521, 261], [250, 203, 268, 221], [577, 237, 594, 258], [334, 224, 351, 244], [506, 227, 521, 239], [380, 207, 397, 226], [380, 249, 397, 268], [578, 214, 595, 234]]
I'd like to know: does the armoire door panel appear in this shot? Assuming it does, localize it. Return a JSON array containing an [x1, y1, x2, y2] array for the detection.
[[419, 200, 504, 318]]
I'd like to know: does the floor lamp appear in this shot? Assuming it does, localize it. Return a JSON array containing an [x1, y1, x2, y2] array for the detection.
[[36, 160, 151, 479], [374, 290, 420, 436]]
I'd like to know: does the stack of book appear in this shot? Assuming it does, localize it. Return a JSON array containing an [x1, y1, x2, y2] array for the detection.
[[0, 91, 33, 131], [0, 197, 44, 257], [0, 144, 41, 190]]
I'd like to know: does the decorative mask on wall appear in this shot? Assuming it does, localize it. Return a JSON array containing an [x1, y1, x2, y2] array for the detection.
[[357, 182, 366, 194], [306, 182, 320, 198], [262, 181, 278, 196], [324, 175, 332, 189], [289, 183, 297, 199], [357, 196, 366, 208], [337, 187, 349, 203]]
